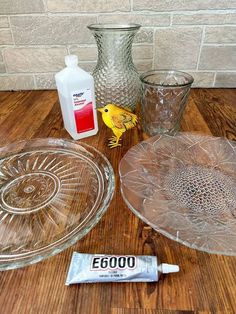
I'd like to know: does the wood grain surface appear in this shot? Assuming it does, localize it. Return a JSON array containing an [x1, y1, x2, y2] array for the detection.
[[0, 89, 235, 314]]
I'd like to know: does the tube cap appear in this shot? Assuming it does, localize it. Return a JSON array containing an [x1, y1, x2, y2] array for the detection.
[[159, 263, 179, 274], [65, 55, 78, 67]]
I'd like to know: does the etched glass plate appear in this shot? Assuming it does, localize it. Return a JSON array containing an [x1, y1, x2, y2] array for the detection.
[[0, 138, 114, 270], [119, 133, 236, 255]]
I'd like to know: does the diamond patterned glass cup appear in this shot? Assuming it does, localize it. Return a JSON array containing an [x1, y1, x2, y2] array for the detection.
[[140, 70, 194, 135]]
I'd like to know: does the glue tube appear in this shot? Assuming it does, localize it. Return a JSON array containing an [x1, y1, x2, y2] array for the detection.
[[65, 252, 179, 285]]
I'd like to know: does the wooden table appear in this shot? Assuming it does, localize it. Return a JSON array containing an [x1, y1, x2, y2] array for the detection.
[[0, 89, 235, 314]]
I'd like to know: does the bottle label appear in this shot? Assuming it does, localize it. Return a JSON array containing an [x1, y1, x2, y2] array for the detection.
[[72, 89, 95, 133]]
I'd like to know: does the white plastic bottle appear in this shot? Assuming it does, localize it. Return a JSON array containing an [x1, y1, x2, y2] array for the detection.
[[55, 55, 98, 140]]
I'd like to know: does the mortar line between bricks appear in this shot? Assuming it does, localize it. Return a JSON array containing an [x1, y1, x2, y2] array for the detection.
[[2, 44, 154, 49], [170, 13, 173, 26], [202, 43, 236, 46], [130, 0, 133, 12], [26, 70, 236, 75], [173, 23, 236, 26], [200, 25, 236, 28], [131, 9, 236, 14], [0, 27, 11, 30], [0, 73, 35, 77], [6, 9, 236, 16], [42, 0, 48, 13], [32, 74, 37, 89], [1, 23, 11, 74], [1, 70, 236, 78], [213, 72, 217, 86], [152, 29, 156, 69], [6, 15, 14, 46], [196, 26, 205, 70]]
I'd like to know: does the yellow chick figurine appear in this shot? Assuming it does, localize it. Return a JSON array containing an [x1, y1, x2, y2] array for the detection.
[[97, 104, 138, 148]]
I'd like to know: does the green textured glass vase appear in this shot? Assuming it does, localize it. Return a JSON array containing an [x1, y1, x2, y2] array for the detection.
[[88, 24, 141, 111]]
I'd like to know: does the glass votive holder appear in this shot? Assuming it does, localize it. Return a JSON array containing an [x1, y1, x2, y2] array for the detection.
[[140, 70, 194, 136]]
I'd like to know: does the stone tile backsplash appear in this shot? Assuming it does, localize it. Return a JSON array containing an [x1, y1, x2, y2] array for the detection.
[[0, 1, 235, 90], [154, 27, 202, 69], [10, 16, 97, 45], [46, 0, 131, 13], [199, 46, 236, 70], [4, 47, 68, 73]]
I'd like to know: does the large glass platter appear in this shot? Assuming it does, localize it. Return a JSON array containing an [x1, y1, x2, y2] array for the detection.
[[119, 133, 236, 255], [0, 138, 114, 270]]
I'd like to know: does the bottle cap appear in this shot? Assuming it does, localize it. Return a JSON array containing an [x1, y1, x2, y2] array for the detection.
[[159, 263, 179, 274], [65, 55, 78, 67]]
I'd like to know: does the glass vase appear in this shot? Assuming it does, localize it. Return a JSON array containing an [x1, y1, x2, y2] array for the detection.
[[88, 24, 141, 111]]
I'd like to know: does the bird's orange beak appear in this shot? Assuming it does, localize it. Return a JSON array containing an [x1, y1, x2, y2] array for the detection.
[[97, 108, 103, 113]]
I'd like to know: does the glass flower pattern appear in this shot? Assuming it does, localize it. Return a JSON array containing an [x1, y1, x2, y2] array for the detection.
[[0, 138, 114, 270], [119, 133, 236, 255]]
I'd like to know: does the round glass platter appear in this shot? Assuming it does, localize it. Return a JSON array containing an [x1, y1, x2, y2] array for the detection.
[[119, 133, 236, 256], [0, 138, 115, 270]]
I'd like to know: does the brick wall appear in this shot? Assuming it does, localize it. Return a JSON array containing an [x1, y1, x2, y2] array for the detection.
[[0, 0, 236, 90]]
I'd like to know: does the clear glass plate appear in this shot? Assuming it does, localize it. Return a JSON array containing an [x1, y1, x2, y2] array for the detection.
[[119, 133, 236, 255], [0, 138, 114, 270]]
